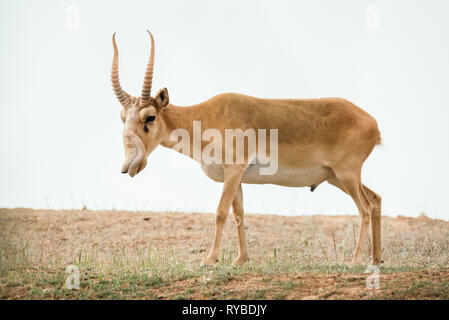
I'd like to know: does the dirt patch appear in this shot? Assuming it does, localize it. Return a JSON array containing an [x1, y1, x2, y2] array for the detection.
[[1, 208, 449, 299], [162, 269, 449, 300]]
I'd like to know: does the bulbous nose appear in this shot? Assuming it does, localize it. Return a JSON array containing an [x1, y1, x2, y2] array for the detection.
[[121, 130, 145, 177], [121, 158, 132, 174]]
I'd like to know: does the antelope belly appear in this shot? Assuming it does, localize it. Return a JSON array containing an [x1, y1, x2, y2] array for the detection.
[[201, 163, 332, 187], [242, 163, 332, 187]]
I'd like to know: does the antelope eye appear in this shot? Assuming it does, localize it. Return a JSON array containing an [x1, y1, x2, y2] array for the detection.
[[145, 115, 155, 123]]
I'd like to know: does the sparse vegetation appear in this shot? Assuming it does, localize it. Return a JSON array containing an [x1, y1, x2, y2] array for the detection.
[[1, 208, 448, 299]]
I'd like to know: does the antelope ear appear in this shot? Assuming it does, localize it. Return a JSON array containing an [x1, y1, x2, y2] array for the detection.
[[155, 87, 169, 108]]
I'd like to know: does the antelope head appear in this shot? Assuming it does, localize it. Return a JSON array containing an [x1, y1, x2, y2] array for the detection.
[[111, 30, 170, 177]]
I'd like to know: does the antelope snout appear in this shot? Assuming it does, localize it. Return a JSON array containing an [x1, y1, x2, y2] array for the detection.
[[121, 160, 138, 177], [121, 157, 147, 177], [122, 131, 146, 177], [121, 161, 131, 174]]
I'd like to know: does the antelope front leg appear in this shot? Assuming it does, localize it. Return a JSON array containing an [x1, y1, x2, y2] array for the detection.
[[201, 165, 247, 267]]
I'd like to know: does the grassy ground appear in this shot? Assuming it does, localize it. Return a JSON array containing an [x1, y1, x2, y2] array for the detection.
[[1, 208, 449, 299]]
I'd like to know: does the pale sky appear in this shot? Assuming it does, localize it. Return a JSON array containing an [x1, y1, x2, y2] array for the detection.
[[1, 0, 449, 219]]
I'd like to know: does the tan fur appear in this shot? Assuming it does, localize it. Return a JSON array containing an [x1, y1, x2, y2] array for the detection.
[[112, 32, 382, 267]]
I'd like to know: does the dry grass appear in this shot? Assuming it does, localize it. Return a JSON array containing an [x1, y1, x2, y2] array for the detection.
[[1, 208, 449, 299]]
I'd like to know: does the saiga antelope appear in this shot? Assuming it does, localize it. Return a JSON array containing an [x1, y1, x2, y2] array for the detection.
[[111, 31, 382, 266]]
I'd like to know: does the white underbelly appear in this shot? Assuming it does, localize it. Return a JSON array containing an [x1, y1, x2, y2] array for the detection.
[[201, 163, 332, 188]]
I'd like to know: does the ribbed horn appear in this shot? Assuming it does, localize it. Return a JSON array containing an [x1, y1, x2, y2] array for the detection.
[[111, 33, 131, 107], [140, 30, 155, 104]]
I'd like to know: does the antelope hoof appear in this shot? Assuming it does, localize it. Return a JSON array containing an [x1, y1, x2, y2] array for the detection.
[[200, 256, 218, 267], [370, 258, 383, 266], [232, 255, 249, 266]]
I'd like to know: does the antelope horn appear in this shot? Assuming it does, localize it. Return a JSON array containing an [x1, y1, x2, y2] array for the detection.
[[111, 33, 131, 107], [140, 30, 155, 104]]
